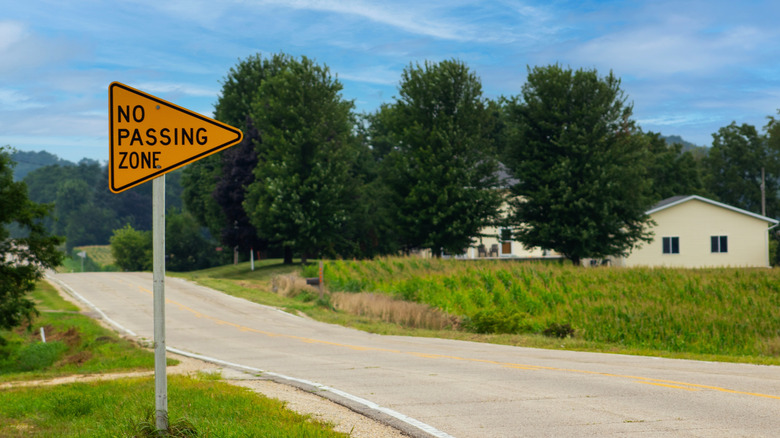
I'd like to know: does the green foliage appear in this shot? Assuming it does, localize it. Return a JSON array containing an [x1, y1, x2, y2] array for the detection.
[[379, 59, 503, 256], [705, 121, 780, 217], [9, 149, 74, 181], [110, 224, 152, 271], [166, 209, 226, 272], [324, 258, 780, 357], [244, 55, 360, 262], [0, 148, 64, 330], [504, 65, 654, 265], [645, 131, 706, 202], [466, 309, 530, 334]]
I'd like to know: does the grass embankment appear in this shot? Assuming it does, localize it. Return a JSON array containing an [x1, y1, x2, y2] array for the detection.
[[324, 258, 780, 362], [0, 281, 350, 437], [0, 281, 156, 382]]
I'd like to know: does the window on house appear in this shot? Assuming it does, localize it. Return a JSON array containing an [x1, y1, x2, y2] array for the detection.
[[662, 236, 679, 254], [711, 235, 728, 253]]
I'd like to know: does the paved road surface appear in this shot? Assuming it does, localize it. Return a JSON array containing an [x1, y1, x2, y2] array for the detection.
[[50, 272, 780, 437]]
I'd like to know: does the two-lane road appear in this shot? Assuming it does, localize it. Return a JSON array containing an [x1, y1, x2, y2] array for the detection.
[[50, 272, 780, 437]]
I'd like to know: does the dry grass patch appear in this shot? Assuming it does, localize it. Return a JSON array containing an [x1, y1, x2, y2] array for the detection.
[[331, 292, 458, 330]]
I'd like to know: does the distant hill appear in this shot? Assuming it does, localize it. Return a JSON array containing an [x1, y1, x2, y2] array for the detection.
[[661, 135, 708, 159], [10, 150, 76, 180]]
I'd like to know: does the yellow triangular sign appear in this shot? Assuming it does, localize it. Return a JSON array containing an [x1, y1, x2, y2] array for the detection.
[[108, 82, 243, 193]]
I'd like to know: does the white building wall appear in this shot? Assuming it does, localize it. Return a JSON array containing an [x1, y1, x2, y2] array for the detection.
[[622, 199, 772, 268]]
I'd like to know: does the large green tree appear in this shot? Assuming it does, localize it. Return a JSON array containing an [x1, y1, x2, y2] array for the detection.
[[0, 148, 63, 330], [183, 53, 291, 248], [705, 121, 780, 217], [380, 59, 503, 257], [505, 65, 653, 265], [243, 56, 359, 263]]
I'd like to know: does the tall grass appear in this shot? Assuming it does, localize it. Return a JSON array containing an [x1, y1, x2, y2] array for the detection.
[[324, 257, 780, 357]]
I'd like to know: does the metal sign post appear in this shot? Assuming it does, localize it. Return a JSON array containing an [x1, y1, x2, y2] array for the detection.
[[108, 82, 242, 433], [153, 174, 167, 431]]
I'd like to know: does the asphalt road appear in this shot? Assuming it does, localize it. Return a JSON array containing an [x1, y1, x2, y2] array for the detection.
[[50, 272, 780, 437]]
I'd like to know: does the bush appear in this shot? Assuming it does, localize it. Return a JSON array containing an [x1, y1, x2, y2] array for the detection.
[[466, 309, 529, 334], [110, 224, 152, 271], [542, 322, 575, 339]]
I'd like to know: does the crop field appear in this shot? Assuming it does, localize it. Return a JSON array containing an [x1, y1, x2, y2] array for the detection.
[[323, 257, 780, 358]]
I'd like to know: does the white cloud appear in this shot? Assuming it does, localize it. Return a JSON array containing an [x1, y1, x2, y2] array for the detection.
[[0, 20, 79, 76], [0, 88, 43, 110], [134, 82, 220, 98]]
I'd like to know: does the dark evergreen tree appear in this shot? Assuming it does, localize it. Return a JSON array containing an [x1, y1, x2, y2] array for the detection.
[[213, 117, 266, 255]]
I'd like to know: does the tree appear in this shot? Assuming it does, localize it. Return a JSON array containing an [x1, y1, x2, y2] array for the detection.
[[165, 209, 226, 271], [380, 59, 503, 257], [505, 65, 653, 265], [705, 121, 780, 218], [645, 131, 705, 202], [243, 56, 358, 263], [109, 224, 152, 271], [212, 117, 267, 256], [0, 148, 63, 330], [182, 53, 291, 239]]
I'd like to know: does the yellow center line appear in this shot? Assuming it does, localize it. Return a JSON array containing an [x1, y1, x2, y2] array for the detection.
[[135, 285, 780, 401]]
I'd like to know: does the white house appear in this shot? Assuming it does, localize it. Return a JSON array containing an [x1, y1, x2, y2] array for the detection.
[[617, 195, 778, 268]]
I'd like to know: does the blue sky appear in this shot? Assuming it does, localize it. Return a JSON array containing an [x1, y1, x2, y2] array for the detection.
[[2, 0, 780, 163]]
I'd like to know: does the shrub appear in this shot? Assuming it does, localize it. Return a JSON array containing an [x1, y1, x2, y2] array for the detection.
[[542, 322, 575, 339], [466, 309, 529, 334]]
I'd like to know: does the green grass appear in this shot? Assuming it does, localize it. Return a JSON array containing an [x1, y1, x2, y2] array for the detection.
[[0, 374, 348, 437], [0, 281, 159, 382], [324, 258, 780, 361]]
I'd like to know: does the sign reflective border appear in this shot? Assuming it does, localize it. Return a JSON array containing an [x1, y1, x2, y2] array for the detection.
[[108, 82, 243, 193]]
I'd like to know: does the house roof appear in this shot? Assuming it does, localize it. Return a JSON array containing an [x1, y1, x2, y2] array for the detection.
[[648, 195, 779, 225]]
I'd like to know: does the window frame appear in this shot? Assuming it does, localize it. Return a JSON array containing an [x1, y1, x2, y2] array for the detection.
[[662, 236, 679, 254], [711, 235, 728, 253]]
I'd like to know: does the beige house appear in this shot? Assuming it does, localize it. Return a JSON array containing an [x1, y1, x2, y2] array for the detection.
[[617, 195, 778, 268]]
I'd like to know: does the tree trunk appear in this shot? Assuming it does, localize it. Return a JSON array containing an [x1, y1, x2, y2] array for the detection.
[[283, 246, 293, 265], [571, 256, 581, 266]]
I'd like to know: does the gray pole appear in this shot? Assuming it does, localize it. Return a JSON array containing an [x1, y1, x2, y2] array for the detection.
[[153, 174, 168, 431]]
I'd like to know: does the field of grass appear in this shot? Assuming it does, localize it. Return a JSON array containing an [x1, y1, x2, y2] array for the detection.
[[323, 258, 780, 360]]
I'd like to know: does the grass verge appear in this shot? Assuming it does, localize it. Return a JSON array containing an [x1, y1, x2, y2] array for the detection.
[[0, 374, 348, 437], [0, 281, 158, 382]]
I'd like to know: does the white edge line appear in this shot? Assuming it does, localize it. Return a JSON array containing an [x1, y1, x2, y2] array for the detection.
[[46, 275, 138, 337], [46, 274, 454, 438], [166, 347, 455, 438]]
